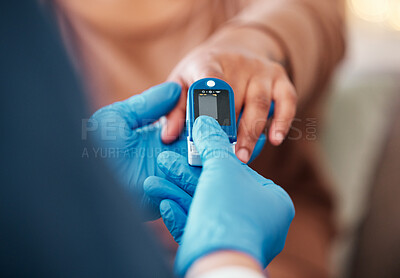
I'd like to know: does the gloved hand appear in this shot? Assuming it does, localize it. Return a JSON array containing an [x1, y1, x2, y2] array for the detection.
[[89, 82, 186, 220], [145, 116, 295, 276], [144, 151, 199, 242], [143, 124, 267, 237], [89, 82, 266, 220]]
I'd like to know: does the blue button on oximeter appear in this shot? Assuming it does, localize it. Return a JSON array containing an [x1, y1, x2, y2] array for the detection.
[[187, 78, 236, 166]]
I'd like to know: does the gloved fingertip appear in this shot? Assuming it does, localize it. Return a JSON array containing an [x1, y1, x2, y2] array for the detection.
[[160, 199, 172, 215], [160, 200, 175, 234], [193, 116, 221, 134], [160, 199, 186, 244], [157, 151, 180, 171], [164, 81, 182, 94], [192, 116, 231, 158], [142, 176, 160, 195], [150, 82, 181, 101]]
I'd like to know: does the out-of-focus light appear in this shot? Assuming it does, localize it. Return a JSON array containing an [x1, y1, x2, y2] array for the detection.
[[388, 1, 400, 30], [349, 0, 400, 31], [350, 0, 390, 22]]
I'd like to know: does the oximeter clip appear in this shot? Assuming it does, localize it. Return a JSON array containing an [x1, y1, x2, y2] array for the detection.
[[186, 78, 236, 166]]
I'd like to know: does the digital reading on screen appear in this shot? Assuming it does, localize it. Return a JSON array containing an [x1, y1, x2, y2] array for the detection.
[[199, 93, 217, 119], [193, 89, 231, 126]]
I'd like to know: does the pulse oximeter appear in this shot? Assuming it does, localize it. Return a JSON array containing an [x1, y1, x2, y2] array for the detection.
[[186, 78, 236, 166]]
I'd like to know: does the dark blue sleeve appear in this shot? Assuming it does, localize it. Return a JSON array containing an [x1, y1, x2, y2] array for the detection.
[[0, 1, 174, 277]]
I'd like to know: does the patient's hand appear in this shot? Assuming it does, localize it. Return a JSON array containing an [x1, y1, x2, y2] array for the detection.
[[163, 26, 297, 163]]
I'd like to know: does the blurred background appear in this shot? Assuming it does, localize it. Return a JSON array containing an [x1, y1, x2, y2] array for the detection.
[[321, 0, 400, 277], [49, 0, 400, 276]]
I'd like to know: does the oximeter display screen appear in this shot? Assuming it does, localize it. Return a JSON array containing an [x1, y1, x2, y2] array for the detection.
[[198, 94, 218, 119], [193, 89, 231, 126]]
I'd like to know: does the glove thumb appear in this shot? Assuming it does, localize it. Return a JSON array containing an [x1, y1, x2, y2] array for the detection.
[[192, 116, 234, 164], [125, 82, 181, 128]]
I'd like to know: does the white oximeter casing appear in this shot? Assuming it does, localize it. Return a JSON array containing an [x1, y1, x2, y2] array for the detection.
[[186, 78, 237, 166]]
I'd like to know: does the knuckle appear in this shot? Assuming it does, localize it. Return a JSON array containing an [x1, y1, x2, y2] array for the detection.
[[239, 120, 265, 142], [272, 63, 286, 76], [241, 129, 259, 143], [217, 51, 238, 64], [198, 64, 224, 79], [247, 55, 263, 67], [251, 79, 267, 92], [250, 93, 270, 112]]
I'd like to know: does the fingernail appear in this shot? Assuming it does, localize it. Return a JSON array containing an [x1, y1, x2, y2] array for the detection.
[[236, 148, 250, 163], [275, 132, 284, 144], [161, 124, 167, 138], [162, 124, 173, 143]]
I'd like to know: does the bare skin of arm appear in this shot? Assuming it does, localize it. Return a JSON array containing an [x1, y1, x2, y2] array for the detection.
[[186, 251, 264, 278]]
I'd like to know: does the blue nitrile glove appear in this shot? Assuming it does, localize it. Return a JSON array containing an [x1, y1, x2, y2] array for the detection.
[[143, 106, 273, 227], [144, 151, 199, 243], [89, 82, 267, 220], [145, 116, 294, 277], [143, 133, 267, 240], [143, 108, 273, 240], [89, 82, 187, 220]]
